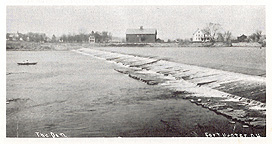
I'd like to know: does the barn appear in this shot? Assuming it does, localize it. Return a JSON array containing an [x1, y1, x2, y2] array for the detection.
[[126, 26, 157, 43]]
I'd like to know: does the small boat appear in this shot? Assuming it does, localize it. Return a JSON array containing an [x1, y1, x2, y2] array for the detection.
[[229, 121, 236, 124], [242, 125, 249, 128], [17, 61, 37, 65]]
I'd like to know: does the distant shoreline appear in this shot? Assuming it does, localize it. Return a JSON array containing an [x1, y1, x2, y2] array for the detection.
[[6, 41, 264, 51]]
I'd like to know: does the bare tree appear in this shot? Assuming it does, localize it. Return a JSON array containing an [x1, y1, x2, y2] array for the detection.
[[223, 31, 232, 42], [255, 30, 262, 42], [51, 35, 57, 42], [217, 33, 224, 42], [202, 22, 222, 41], [249, 30, 262, 42]]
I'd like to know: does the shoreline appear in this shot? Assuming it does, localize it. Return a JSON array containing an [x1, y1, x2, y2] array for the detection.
[[6, 41, 264, 51]]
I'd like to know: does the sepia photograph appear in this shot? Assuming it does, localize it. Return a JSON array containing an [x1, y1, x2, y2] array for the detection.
[[3, 1, 270, 143]]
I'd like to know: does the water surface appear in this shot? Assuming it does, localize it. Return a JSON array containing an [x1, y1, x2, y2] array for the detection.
[[96, 47, 266, 76], [6, 50, 265, 137]]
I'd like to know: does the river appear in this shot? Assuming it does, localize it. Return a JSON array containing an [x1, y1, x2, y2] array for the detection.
[[6, 47, 266, 137]]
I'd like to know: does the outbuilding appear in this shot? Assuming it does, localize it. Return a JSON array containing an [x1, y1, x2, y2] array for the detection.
[[126, 26, 157, 43], [237, 34, 247, 42]]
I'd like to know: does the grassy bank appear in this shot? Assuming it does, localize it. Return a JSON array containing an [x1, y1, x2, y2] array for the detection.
[[91, 42, 261, 47], [6, 41, 264, 51], [6, 41, 54, 51], [6, 41, 99, 51]]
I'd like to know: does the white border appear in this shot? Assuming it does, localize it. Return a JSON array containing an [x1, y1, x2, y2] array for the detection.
[[1, 0, 271, 144]]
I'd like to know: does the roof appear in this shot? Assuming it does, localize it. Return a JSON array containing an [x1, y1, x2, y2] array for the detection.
[[238, 34, 247, 37], [126, 28, 157, 35], [193, 28, 209, 35]]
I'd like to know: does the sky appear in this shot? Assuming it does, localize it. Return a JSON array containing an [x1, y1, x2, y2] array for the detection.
[[6, 5, 265, 40]]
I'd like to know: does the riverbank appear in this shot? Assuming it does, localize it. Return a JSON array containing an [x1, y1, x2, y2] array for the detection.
[[94, 42, 262, 47], [6, 41, 264, 51], [96, 42, 263, 47], [6, 41, 96, 51]]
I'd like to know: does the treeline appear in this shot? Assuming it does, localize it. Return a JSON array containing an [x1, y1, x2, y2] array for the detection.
[[6, 32, 50, 42], [7, 31, 113, 43], [58, 31, 112, 43], [230, 30, 266, 47], [200, 23, 265, 44], [242, 31, 265, 42], [174, 22, 265, 46]]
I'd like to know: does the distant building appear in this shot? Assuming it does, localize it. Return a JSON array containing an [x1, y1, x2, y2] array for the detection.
[[192, 28, 211, 42], [6, 32, 20, 41], [59, 39, 64, 43], [237, 34, 247, 42], [126, 26, 157, 43], [89, 35, 95, 43], [6, 33, 13, 41]]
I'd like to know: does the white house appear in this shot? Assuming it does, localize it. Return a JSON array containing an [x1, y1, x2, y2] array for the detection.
[[89, 35, 95, 43], [192, 28, 211, 42]]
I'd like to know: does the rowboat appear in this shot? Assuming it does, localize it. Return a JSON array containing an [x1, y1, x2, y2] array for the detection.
[[17, 62, 37, 65]]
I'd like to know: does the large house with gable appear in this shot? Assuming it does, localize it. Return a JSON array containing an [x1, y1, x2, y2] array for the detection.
[[192, 28, 211, 42]]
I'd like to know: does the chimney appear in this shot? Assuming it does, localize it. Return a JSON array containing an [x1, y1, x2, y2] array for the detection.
[[140, 26, 143, 30]]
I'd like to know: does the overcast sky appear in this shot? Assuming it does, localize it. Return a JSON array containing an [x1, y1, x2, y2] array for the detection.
[[6, 5, 265, 40]]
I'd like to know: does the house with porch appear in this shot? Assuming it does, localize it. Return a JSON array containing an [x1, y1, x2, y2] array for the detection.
[[192, 28, 211, 42]]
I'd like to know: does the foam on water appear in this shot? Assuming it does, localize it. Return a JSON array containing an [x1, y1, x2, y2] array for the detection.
[[73, 48, 266, 128]]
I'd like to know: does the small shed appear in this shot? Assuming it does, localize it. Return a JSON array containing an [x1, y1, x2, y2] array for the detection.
[[126, 26, 157, 43]]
